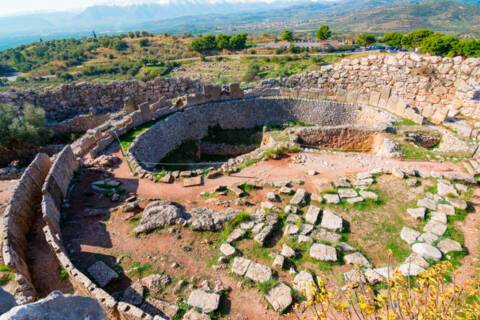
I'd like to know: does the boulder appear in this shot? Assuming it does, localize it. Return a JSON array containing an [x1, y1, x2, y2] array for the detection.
[[344, 252, 371, 267], [309, 243, 337, 262], [437, 181, 458, 197], [417, 198, 437, 211], [293, 271, 315, 293], [0, 291, 106, 320], [404, 253, 430, 269], [265, 283, 293, 313], [231, 257, 252, 277], [412, 243, 442, 261], [245, 262, 273, 283], [281, 244, 296, 258], [290, 189, 307, 206], [87, 261, 118, 288], [187, 289, 220, 313], [423, 220, 447, 236], [447, 198, 467, 210], [305, 205, 321, 224], [220, 243, 236, 256], [418, 232, 439, 245], [437, 239, 462, 254], [272, 255, 285, 269], [344, 269, 366, 284], [0, 288, 16, 315], [134, 200, 187, 234], [431, 211, 447, 224], [437, 204, 455, 216], [320, 210, 343, 232], [189, 207, 236, 231], [400, 227, 420, 245]]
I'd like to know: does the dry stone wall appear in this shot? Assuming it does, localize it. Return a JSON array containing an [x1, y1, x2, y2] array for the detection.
[[0, 77, 203, 121], [1, 153, 52, 304], [281, 53, 480, 123], [129, 96, 395, 170]]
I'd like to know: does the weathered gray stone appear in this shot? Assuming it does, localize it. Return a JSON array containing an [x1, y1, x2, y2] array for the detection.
[[437, 204, 456, 216], [187, 289, 220, 313], [359, 190, 378, 201], [273, 255, 285, 269], [231, 257, 252, 277], [310, 243, 337, 261], [447, 197, 467, 210], [343, 269, 366, 284], [404, 253, 430, 269], [423, 220, 447, 236], [431, 211, 448, 224], [311, 228, 341, 242], [245, 262, 273, 282], [399, 263, 425, 276], [323, 193, 340, 204], [412, 243, 442, 261], [338, 188, 357, 199], [344, 252, 371, 267], [134, 200, 187, 234], [227, 228, 246, 243], [407, 207, 426, 220], [281, 244, 296, 258], [437, 239, 462, 254], [290, 188, 307, 206], [417, 198, 437, 211], [220, 243, 236, 256], [305, 205, 321, 224], [418, 232, 439, 245], [0, 291, 106, 320], [400, 227, 421, 245], [87, 261, 118, 288], [265, 283, 292, 313], [182, 309, 210, 320], [437, 181, 459, 197], [293, 271, 315, 293], [320, 210, 343, 231]]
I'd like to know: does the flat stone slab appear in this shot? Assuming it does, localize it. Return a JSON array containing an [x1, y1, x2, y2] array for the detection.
[[305, 205, 321, 224], [281, 244, 296, 258], [87, 261, 118, 288], [220, 243, 236, 256], [320, 210, 343, 232], [187, 289, 220, 313], [346, 196, 364, 204], [183, 309, 210, 320], [417, 198, 437, 211], [359, 191, 378, 201], [227, 228, 246, 243], [344, 269, 366, 284], [245, 262, 273, 283], [399, 263, 425, 276], [300, 224, 314, 235], [423, 220, 447, 236], [344, 252, 371, 267], [407, 207, 426, 220], [437, 181, 459, 197], [231, 257, 252, 277], [272, 254, 285, 269], [293, 271, 315, 293], [265, 283, 293, 313], [323, 193, 340, 204], [183, 176, 203, 187], [311, 228, 341, 242], [290, 188, 307, 206], [431, 211, 447, 224], [284, 224, 300, 236], [437, 239, 462, 254], [297, 235, 313, 243], [366, 267, 394, 282], [254, 224, 275, 246], [404, 253, 430, 269], [338, 188, 358, 199], [437, 204, 455, 216], [418, 232, 439, 245], [412, 243, 442, 261], [447, 197, 467, 210], [400, 227, 420, 245], [310, 243, 337, 262]]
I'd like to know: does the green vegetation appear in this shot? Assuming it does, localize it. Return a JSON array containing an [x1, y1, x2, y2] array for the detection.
[[256, 279, 279, 295], [128, 261, 152, 279], [379, 28, 480, 57], [118, 119, 156, 152], [280, 30, 294, 42], [316, 25, 332, 41], [0, 103, 51, 149], [58, 267, 69, 280], [0, 264, 14, 286], [356, 34, 377, 47], [218, 211, 251, 243], [191, 33, 248, 52]]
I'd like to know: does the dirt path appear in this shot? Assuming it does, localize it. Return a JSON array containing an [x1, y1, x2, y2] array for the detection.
[[455, 188, 480, 284]]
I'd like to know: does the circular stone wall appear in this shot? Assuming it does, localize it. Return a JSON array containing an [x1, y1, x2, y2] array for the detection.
[[129, 97, 396, 169]]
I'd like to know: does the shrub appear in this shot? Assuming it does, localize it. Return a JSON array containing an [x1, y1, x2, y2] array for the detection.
[[316, 25, 332, 41], [280, 30, 294, 42], [0, 104, 51, 149], [419, 33, 459, 57], [114, 40, 129, 51], [401, 29, 434, 49], [382, 32, 404, 47], [356, 34, 377, 47], [139, 38, 150, 47], [191, 34, 217, 52], [242, 63, 261, 82]]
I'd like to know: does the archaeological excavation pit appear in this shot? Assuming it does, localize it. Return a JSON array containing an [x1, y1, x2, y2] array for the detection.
[[127, 96, 397, 175]]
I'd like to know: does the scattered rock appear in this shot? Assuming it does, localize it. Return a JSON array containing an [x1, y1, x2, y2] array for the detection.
[[134, 200, 187, 234], [141, 274, 171, 292], [290, 188, 307, 206], [400, 227, 420, 245], [437, 239, 462, 254], [187, 289, 220, 313], [265, 283, 293, 313], [344, 252, 371, 267], [407, 207, 426, 220], [417, 198, 437, 211], [311, 228, 341, 242], [418, 232, 439, 245], [182, 309, 210, 320], [231, 257, 252, 277], [122, 281, 144, 306], [220, 243, 236, 256], [423, 220, 447, 236], [245, 262, 273, 283], [323, 193, 340, 204], [320, 210, 343, 232], [344, 269, 366, 284], [310, 243, 337, 262], [293, 271, 315, 293], [272, 255, 285, 269], [338, 188, 358, 199], [305, 205, 321, 224], [412, 243, 442, 261], [87, 261, 118, 288], [281, 244, 296, 258], [404, 253, 430, 269], [398, 263, 425, 276], [446, 197, 467, 210]]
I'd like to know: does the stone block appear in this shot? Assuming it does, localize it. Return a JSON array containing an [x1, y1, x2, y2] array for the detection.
[[369, 91, 381, 107]]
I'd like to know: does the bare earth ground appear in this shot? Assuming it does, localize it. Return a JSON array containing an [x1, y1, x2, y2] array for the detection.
[[61, 145, 479, 319]]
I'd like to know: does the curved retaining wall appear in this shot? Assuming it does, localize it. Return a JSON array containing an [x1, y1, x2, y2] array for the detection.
[[129, 96, 395, 169], [1, 153, 51, 304]]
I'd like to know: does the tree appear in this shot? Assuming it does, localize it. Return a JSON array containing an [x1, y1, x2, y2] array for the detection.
[[216, 34, 231, 50], [401, 29, 434, 49], [229, 33, 248, 50], [114, 40, 129, 51], [454, 39, 480, 57], [420, 33, 459, 57], [280, 30, 294, 42], [356, 34, 377, 47], [191, 34, 217, 52], [242, 63, 261, 82], [316, 25, 332, 41], [382, 32, 404, 47], [0, 104, 51, 149], [139, 38, 150, 47]]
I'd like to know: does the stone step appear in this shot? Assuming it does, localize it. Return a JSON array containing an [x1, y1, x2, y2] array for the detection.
[[468, 159, 480, 173]]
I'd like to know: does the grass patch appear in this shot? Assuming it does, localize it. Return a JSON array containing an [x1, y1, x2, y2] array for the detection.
[[256, 279, 279, 295], [119, 119, 157, 152], [218, 211, 251, 243], [58, 267, 69, 280], [128, 261, 152, 279]]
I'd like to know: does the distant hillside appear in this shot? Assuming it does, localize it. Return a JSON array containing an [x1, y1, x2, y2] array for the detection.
[[0, 0, 479, 50]]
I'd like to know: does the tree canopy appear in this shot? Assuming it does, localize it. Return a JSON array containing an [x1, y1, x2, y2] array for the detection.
[[280, 30, 294, 42], [316, 25, 332, 41], [356, 34, 377, 47]]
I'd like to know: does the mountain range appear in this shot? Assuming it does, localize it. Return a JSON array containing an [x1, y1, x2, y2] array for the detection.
[[0, 0, 479, 50]]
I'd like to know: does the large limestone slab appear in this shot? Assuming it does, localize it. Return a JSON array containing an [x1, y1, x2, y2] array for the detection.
[[231, 257, 252, 277], [400, 227, 420, 245], [437, 239, 462, 254], [320, 210, 343, 232], [293, 271, 315, 293], [265, 283, 293, 313], [310, 243, 337, 262], [423, 220, 447, 236], [290, 188, 307, 206], [305, 205, 321, 224], [412, 243, 442, 261], [187, 289, 220, 313], [87, 261, 118, 288], [245, 262, 273, 283], [344, 252, 371, 267]]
